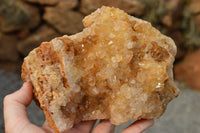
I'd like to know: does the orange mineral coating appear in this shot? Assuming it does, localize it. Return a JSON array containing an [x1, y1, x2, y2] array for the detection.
[[21, 6, 179, 133]]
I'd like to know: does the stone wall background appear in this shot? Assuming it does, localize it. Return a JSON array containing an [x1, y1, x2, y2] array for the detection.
[[0, 0, 200, 90]]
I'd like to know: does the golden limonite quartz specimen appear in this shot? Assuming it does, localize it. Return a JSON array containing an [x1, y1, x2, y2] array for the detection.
[[22, 6, 179, 133]]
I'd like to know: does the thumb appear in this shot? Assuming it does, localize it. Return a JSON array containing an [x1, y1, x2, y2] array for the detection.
[[5, 82, 33, 106], [3, 82, 45, 133]]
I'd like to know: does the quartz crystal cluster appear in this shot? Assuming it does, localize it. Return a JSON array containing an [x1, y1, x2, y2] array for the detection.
[[21, 6, 179, 133]]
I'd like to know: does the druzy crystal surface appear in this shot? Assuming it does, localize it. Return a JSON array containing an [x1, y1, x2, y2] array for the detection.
[[22, 6, 179, 133]]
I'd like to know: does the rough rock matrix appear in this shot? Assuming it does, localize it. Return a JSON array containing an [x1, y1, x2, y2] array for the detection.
[[21, 6, 179, 133]]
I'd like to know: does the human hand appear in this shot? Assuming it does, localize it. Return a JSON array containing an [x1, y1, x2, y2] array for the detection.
[[4, 82, 154, 133]]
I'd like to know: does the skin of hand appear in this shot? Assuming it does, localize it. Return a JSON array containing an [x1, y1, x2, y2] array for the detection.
[[4, 82, 154, 133]]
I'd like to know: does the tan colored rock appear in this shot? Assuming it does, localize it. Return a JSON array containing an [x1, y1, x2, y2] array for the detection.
[[43, 1, 83, 34], [0, 33, 19, 61], [194, 15, 200, 32], [161, 0, 183, 28], [22, 6, 179, 133], [165, 0, 182, 10], [0, 0, 40, 32], [80, 0, 145, 15], [120, 0, 145, 15], [175, 49, 200, 91], [58, 0, 78, 9], [17, 25, 60, 56], [162, 13, 173, 27], [80, 0, 119, 14], [188, 0, 200, 14]]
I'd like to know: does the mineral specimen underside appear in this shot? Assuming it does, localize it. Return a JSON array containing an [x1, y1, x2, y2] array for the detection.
[[22, 6, 179, 133]]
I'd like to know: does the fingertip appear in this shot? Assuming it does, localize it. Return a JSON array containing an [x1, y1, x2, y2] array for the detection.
[[22, 82, 33, 98], [93, 120, 115, 133], [70, 120, 96, 133], [139, 119, 154, 129], [6, 82, 33, 107], [147, 119, 154, 126], [22, 82, 33, 91], [122, 119, 154, 133]]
